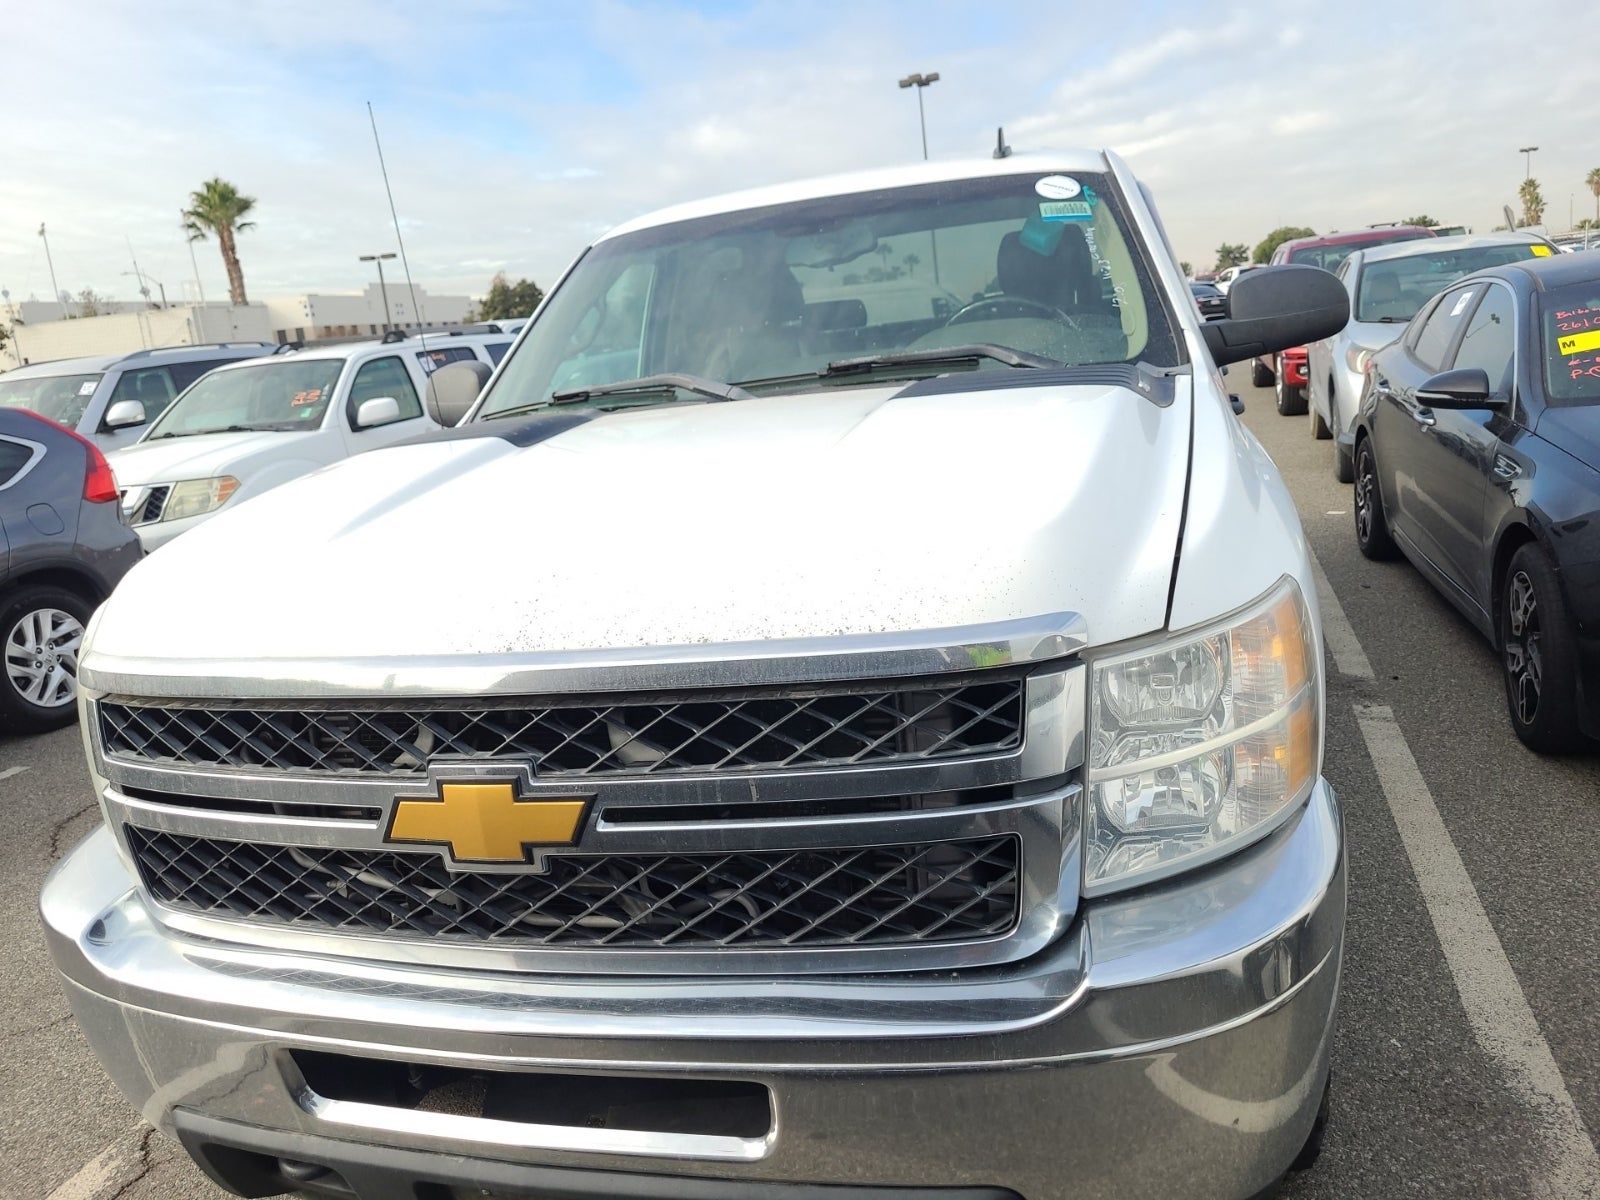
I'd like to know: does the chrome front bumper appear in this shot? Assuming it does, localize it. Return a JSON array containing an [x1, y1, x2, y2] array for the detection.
[[43, 781, 1345, 1200]]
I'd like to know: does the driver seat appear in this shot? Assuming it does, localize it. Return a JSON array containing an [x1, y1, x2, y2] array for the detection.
[[996, 227, 1114, 323]]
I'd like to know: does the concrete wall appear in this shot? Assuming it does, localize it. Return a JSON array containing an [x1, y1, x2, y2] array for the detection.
[[263, 284, 473, 343], [2, 304, 273, 368]]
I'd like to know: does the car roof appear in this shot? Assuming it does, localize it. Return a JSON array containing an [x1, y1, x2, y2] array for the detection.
[[1477, 250, 1600, 291], [1280, 227, 1435, 254], [1349, 232, 1549, 268], [0, 343, 275, 380], [2, 354, 124, 378], [601, 151, 1111, 239]]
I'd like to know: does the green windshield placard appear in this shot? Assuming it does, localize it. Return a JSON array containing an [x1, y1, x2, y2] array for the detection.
[[1038, 200, 1093, 223]]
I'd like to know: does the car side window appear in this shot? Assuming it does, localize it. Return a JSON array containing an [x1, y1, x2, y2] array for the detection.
[[484, 341, 510, 365], [416, 346, 478, 376], [1449, 285, 1516, 397], [346, 356, 422, 428], [106, 367, 177, 421], [0, 438, 33, 487], [1411, 285, 1480, 372], [167, 357, 243, 393]]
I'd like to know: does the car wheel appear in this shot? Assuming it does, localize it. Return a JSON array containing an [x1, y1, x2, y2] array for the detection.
[[1252, 358, 1273, 388], [1290, 1074, 1332, 1173], [1354, 439, 1398, 560], [1276, 373, 1307, 416], [1311, 402, 1332, 440], [1334, 441, 1355, 484], [0, 584, 91, 734], [1500, 544, 1589, 753]]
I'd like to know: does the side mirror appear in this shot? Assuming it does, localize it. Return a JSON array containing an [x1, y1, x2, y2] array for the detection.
[[425, 360, 491, 427], [354, 396, 402, 429], [1200, 264, 1349, 367], [1416, 367, 1497, 408], [104, 399, 147, 429]]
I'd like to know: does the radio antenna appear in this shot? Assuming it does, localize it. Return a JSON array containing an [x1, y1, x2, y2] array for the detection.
[[367, 101, 427, 351]]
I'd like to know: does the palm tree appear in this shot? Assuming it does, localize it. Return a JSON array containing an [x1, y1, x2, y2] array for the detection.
[[183, 179, 257, 305], [1588, 167, 1600, 227], [902, 253, 921, 276], [1517, 177, 1545, 229]]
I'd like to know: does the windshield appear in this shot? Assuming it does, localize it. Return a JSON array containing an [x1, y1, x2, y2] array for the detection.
[[1288, 231, 1432, 272], [145, 359, 344, 439], [476, 172, 1177, 417], [1356, 245, 1544, 323], [1543, 282, 1600, 406], [0, 373, 102, 427]]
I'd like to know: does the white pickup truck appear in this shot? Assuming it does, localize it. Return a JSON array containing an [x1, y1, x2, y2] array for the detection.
[[45, 152, 1349, 1200]]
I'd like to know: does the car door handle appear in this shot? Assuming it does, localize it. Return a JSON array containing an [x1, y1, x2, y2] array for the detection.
[[1411, 406, 1436, 428]]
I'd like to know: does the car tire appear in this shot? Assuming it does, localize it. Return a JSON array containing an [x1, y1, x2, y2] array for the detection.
[[1334, 441, 1355, 484], [1311, 403, 1332, 440], [0, 584, 92, 734], [1252, 358, 1273, 388], [1290, 1074, 1332, 1173], [1354, 439, 1398, 561], [1500, 544, 1590, 753], [1276, 373, 1307, 416]]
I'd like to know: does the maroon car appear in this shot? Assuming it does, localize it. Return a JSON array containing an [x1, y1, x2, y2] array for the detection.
[[1256, 225, 1437, 414]]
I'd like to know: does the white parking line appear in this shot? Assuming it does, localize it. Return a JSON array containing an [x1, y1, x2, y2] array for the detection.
[[1354, 702, 1600, 1197], [1309, 552, 1374, 680], [44, 1126, 139, 1200], [0, 765, 30, 782]]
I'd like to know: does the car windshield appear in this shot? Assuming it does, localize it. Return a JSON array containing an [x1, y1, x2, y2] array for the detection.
[[0, 373, 102, 427], [1357, 244, 1546, 323], [1542, 281, 1600, 406], [1288, 232, 1432, 272], [476, 171, 1177, 417], [145, 359, 344, 439]]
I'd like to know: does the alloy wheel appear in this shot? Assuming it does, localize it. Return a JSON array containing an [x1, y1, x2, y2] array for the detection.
[[3, 607, 84, 709], [1355, 452, 1375, 543], [1505, 570, 1542, 725]]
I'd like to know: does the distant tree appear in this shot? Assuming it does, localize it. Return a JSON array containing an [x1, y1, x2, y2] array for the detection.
[[1518, 178, 1546, 228], [76, 287, 106, 317], [1251, 226, 1315, 264], [0, 323, 9, 355], [1575, 217, 1599, 231], [902, 253, 921, 276], [1401, 215, 1440, 228], [1180, 260, 1193, 278], [1587, 167, 1600, 227], [473, 273, 545, 322], [1215, 242, 1249, 270], [183, 178, 256, 305]]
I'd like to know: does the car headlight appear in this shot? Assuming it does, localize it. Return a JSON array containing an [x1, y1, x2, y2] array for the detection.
[[1085, 576, 1319, 893], [162, 476, 240, 521], [1345, 345, 1373, 374]]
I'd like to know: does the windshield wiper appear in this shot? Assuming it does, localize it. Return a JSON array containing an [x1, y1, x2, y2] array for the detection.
[[821, 344, 1065, 376], [549, 373, 755, 407], [1370, 316, 1410, 324]]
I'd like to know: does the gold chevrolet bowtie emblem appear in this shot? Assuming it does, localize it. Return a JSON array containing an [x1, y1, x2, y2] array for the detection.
[[386, 779, 587, 864]]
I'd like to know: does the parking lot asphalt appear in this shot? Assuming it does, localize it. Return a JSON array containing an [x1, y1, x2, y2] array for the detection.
[[1, 367, 1597, 1199]]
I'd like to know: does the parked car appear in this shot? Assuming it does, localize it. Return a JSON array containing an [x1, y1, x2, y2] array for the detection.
[[1255, 226, 1437, 414], [108, 339, 446, 550], [45, 152, 1349, 1200], [1213, 262, 1259, 294], [1190, 280, 1228, 320], [0, 343, 277, 451], [0, 410, 140, 731], [388, 328, 516, 370], [1352, 253, 1600, 750], [1309, 233, 1556, 481]]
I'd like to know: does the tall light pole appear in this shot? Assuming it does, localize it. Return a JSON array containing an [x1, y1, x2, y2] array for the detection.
[[182, 209, 205, 305], [37, 223, 64, 317], [898, 72, 940, 160], [359, 252, 397, 331], [1519, 145, 1539, 179]]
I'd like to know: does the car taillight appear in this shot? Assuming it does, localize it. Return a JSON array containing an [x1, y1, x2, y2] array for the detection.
[[10, 408, 119, 502]]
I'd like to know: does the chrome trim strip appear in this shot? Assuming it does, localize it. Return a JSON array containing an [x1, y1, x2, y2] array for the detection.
[[79, 611, 1087, 699], [295, 1089, 772, 1162]]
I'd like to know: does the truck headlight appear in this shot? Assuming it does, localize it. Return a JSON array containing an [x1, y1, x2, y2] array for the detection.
[[1085, 576, 1319, 893], [162, 476, 240, 521]]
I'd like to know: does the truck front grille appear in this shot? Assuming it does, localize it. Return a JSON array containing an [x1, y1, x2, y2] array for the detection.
[[99, 676, 1024, 778], [126, 827, 1021, 950]]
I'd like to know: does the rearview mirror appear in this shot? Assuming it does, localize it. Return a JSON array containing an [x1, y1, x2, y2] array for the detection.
[[1200, 264, 1349, 367], [104, 399, 147, 430], [1416, 367, 1497, 408], [426, 360, 492, 427], [354, 396, 402, 429]]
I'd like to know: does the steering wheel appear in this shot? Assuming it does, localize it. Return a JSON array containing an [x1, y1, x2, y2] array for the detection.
[[944, 296, 1081, 330]]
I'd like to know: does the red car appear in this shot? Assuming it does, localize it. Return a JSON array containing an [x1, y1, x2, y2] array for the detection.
[[1254, 225, 1436, 414]]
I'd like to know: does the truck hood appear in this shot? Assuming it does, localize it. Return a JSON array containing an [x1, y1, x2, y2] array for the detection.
[[89, 379, 1193, 668], [109, 429, 321, 487]]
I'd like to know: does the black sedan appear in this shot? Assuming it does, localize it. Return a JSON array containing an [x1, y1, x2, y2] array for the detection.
[[1190, 281, 1228, 321], [1351, 253, 1600, 751], [0, 408, 142, 732]]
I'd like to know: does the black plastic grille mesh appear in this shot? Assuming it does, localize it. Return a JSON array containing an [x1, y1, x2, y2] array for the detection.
[[127, 828, 1021, 949], [99, 678, 1024, 778]]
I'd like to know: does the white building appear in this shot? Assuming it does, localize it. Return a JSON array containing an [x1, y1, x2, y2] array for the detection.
[[1, 303, 274, 370], [262, 284, 474, 344]]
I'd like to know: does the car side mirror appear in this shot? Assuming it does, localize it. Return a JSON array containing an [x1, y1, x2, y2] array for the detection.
[[1416, 367, 1498, 408], [104, 399, 147, 429], [426, 360, 492, 427], [354, 396, 402, 429], [1200, 264, 1349, 366]]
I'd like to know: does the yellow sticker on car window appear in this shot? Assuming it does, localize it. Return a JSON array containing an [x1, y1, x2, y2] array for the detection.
[[1530, 244, 1553, 257], [1557, 329, 1600, 356]]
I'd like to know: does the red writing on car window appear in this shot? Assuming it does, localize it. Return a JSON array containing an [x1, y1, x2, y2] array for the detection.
[[291, 388, 324, 407], [1553, 307, 1600, 335]]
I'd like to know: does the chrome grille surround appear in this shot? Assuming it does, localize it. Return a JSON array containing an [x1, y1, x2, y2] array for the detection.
[[82, 613, 1087, 976]]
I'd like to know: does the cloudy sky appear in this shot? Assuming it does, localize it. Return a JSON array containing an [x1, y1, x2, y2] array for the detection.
[[0, 0, 1591, 306]]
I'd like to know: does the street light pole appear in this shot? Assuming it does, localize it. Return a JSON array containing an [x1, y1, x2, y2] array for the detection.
[[37, 223, 64, 317], [1519, 145, 1539, 179], [359, 252, 397, 332], [897, 72, 940, 160], [182, 209, 205, 305]]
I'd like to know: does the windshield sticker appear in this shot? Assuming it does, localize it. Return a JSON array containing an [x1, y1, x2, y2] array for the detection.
[[1556, 329, 1600, 357], [1039, 200, 1092, 223], [291, 387, 324, 407], [1034, 175, 1081, 200], [1554, 306, 1600, 336], [1530, 245, 1553, 257], [1449, 291, 1474, 317], [77, 381, 96, 395]]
